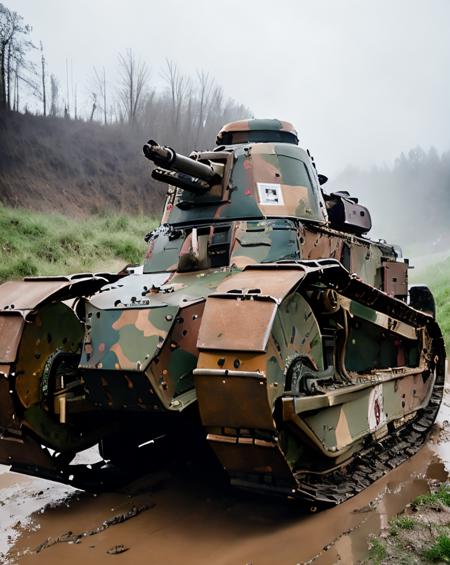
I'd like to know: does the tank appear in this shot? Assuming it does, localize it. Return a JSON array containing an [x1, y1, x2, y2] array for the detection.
[[0, 118, 445, 508]]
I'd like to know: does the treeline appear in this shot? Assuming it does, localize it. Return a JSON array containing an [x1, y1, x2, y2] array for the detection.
[[0, 3, 250, 153], [330, 147, 450, 247]]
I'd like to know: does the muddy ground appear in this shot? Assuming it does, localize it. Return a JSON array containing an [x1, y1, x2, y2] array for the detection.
[[1, 396, 450, 565]]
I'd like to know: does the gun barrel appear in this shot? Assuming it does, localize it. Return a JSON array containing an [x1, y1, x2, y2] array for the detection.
[[143, 140, 217, 183]]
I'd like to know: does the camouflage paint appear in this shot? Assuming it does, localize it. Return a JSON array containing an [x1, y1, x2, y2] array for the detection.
[[300, 370, 433, 454], [79, 303, 177, 371], [163, 142, 326, 226]]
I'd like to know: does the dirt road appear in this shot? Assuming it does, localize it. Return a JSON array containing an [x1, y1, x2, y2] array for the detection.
[[2, 397, 450, 565]]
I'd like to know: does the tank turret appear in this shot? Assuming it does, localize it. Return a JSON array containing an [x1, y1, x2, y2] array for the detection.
[[147, 119, 329, 226]]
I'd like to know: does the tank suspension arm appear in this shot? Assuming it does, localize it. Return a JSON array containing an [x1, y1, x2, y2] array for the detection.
[[336, 309, 353, 383]]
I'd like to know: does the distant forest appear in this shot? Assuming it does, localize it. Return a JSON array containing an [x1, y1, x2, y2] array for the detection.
[[329, 147, 450, 248]]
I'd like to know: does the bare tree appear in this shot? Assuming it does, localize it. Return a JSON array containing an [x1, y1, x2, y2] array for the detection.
[[182, 85, 194, 148], [65, 57, 70, 116], [162, 59, 189, 136], [40, 41, 46, 115], [12, 57, 18, 110], [49, 73, 59, 116], [74, 83, 78, 119], [0, 3, 33, 110], [194, 70, 214, 146], [8, 35, 37, 111], [93, 66, 108, 125], [89, 92, 96, 121], [117, 49, 149, 125]]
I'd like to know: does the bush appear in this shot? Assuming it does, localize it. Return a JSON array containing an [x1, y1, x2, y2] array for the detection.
[[368, 538, 387, 563], [423, 535, 450, 562], [105, 237, 142, 264], [389, 515, 416, 537], [0, 258, 39, 279]]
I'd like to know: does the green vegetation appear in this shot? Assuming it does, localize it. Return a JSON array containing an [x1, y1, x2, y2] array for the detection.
[[367, 538, 387, 564], [0, 206, 157, 281], [413, 484, 450, 509], [425, 258, 450, 353], [389, 516, 416, 536], [410, 256, 450, 352], [423, 534, 450, 562]]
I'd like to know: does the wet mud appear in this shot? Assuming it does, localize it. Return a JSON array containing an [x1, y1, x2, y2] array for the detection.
[[2, 396, 450, 565]]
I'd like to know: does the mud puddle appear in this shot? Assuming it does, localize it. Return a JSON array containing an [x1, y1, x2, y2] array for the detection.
[[2, 397, 450, 565]]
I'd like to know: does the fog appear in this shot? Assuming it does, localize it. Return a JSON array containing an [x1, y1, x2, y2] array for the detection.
[[5, 0, 450, 247], [9, 0, 450, 174]]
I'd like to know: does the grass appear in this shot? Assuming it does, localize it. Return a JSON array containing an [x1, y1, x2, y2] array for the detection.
[[413, 484, 450, 509], [411, 256, 450, 352], [431, 278, 450, 354], [367, 538, 387, 564], [0, 205, 157, 281], [423, 535, 450, 562], [389, 516, 416, 536]]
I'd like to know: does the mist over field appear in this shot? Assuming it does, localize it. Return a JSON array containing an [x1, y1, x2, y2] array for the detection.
[[328, 148, 450, 251]]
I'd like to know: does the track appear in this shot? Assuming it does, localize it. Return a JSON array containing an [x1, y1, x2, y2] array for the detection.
[[296, 379, 444, 506]]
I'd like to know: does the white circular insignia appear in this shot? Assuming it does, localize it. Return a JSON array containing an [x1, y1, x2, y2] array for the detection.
[[368, 384, 385, 432]]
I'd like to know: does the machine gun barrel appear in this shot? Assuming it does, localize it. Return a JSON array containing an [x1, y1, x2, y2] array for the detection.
[[143, 140, 217, 183]]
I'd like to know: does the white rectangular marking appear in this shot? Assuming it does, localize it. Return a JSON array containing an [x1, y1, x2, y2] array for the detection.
[[257, 182, 284, 206]]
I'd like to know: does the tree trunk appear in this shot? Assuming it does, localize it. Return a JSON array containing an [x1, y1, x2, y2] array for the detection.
[[103, 69, 107, 125], [0, 42, 7, 109], [41, 44, 46, 116], [90, 96, 96, 121], [14, 63, 19, 111], [6, 42, 12, 110]]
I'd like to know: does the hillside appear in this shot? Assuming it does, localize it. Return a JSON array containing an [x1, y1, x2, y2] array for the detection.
[[0, 206, 156, 281], [0, 110, 166, 216]]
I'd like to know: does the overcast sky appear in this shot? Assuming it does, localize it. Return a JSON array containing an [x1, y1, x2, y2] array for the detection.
[[8, 0, 450, 176]]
